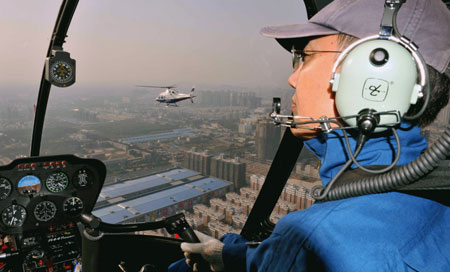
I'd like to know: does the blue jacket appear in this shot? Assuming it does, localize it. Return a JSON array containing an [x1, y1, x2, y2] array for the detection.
[[171, 125, 450, 271]]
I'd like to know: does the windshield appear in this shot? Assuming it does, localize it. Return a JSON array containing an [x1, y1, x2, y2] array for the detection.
[[0, 0, 321, 238]]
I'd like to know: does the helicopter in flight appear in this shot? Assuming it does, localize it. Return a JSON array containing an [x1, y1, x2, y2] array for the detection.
[[136, 85, 195, 106], [2, 0, 449, 271]]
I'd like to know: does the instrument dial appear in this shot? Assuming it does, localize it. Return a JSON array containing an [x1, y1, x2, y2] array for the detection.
[[33, 201, 57, 222], [73, 168, 93, 189], [2, 204, 27, 227], [45, 172, 69, 193], [0, 177, 12, 200], [17, 175, 41, 196], [63, 197, 84, 217], [50, 60, 74, 84]]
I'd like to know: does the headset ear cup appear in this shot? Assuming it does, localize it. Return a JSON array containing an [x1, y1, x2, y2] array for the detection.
[[332, 39, 420, 131]]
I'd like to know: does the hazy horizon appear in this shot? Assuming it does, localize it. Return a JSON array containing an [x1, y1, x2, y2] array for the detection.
[[0, 1, 308, 93]]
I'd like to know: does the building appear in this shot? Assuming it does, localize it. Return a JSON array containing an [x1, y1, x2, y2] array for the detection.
[[92, 168, 231, 224], [198, 90, 261, 108], [183, 148, 212, 176], [210, 154, 246, 190], [178, 174, 318, 239], [295, 163, 320, 181], [238, 117, 258, 135], [119, 128, 196, 145], [255, 118, 281, 161], [184, 150, 247, 191]]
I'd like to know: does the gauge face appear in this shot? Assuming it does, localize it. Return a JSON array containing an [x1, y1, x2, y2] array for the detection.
[[2, 204, 27, 227], [33, 201, 57, 222], [17, 175, 41, 195], [50, 60, 74, 84], [45, 172, 69, 193], [73, 169, 93, 189], [0, 177, 12, 200], [63, 197, 84, 217]]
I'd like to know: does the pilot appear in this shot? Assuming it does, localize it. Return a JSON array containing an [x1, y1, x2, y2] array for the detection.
[[170, 0, 450, 271]]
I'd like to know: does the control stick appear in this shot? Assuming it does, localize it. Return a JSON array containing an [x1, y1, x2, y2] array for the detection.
[[164, 214, 211, 272]]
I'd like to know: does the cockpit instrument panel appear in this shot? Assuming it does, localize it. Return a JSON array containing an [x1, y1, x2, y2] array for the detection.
[[0, 155, 105, 234], [0, 155, 105, 271]]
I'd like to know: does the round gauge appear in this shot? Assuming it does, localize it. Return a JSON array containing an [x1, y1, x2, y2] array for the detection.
[[17, 175, 41, 195], [50, 60, 74, 84], [45, 172, 69, 193], [63, 197, 84, 217], [33, 201, 57, 222], [0, 177, 12, 200], [2, 204, 27, 227], [73, 169, 93, 189]]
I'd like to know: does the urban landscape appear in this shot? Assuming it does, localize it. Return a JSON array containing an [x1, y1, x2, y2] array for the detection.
[[0, 84, 448, 238]]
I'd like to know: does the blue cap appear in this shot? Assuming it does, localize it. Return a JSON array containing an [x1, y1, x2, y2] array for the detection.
[[261, 0, 450, 73]]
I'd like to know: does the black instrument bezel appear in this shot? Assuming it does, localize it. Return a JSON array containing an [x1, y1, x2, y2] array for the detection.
[[0, 154, 105, 234]]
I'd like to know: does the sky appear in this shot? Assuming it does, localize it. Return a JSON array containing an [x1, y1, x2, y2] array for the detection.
[[0, 0, 308, 93]]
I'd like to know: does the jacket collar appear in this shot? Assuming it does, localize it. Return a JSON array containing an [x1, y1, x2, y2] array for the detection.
[[304, 123, 428, 185]]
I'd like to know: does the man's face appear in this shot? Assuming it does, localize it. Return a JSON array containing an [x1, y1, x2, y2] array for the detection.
[[288, 34, 341, 139]]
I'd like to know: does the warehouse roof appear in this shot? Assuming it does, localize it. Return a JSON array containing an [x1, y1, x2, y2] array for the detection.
[[93, 169, 230, 223], [119, 128, 196, 144]]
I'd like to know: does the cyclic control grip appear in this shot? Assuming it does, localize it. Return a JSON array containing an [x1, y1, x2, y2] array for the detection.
[[165, 214, 211, 271]]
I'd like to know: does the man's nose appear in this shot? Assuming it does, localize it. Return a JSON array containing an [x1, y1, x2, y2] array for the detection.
[[288, 68, 300, 89]]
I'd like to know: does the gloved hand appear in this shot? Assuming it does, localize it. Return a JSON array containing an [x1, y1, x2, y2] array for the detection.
[[180, 230, 225, 272]]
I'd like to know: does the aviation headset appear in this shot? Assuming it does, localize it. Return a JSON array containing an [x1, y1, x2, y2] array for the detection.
[[330, 0, 429, 132], [271, 1, 431, 135], [271, 0, 450, 201]]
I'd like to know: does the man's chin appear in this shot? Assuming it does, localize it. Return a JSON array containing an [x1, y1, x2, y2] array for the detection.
[[290, 127, 320, 140]]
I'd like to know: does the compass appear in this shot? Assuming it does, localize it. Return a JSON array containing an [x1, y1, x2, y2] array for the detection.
[[45, 50, 76, 87], [50, 61, 73, 84]]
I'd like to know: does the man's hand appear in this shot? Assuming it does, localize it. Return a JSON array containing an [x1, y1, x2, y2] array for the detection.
[[180, 230, 224, 272]]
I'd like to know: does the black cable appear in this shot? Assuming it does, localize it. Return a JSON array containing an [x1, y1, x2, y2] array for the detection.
[[313, 143, 362, 201], [286, 118, 448, 203], [323, 125, 450, 201], [344, 128, 401, 174], [304, 120, 364, 201]]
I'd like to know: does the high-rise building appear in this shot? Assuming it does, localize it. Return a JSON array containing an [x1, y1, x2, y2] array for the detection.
[[183, 147, 212, 176], [255, 118, 281, 161], [184, 150, 247, 190], [210, 154, 246, 190], [238, 117, 258, 135], [198, 90, 261, 108]]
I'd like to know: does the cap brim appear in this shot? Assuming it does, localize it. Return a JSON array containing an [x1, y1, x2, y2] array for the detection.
[[260, 22, 339, 51]]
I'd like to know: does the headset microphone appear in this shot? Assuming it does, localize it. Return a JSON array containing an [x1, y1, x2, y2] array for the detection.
[[269, 0, 450, 202], [270, 0, 429, 134]]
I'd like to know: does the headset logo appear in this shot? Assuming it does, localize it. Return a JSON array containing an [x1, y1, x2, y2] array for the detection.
[[362, 78, 389, 102]]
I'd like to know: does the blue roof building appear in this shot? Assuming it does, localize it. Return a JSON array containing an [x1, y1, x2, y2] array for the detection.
[[119, 128, 196, 144], [93, 168, 230, 224]]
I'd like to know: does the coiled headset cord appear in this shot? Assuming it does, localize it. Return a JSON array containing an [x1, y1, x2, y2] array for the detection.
[[313, 125, 450, 201]]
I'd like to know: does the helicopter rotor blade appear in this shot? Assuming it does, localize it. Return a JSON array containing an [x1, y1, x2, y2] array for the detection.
[[135, 85, 176, 89]]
